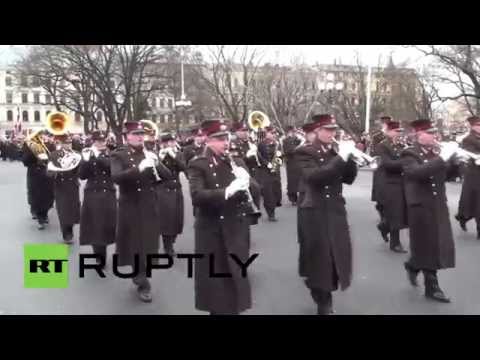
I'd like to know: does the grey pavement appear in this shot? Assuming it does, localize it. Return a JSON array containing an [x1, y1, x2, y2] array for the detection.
[[1, 160, 479, 315]]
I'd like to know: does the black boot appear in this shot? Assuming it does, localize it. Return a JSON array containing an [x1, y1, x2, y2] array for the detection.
[[404, 262, 419, 287], [455, 214, 467, 232], [162, 236, 176, 257], [311, 288, 334, 315], [62, 225, 74, 244], [133, 276, 152, 303], [424, 271, 451, 303], [377, 220, 389, 243], [390, 230, 407, 253], [267, 209, 277, 222]]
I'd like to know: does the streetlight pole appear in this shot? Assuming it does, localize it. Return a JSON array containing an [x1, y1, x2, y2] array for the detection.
[[175, 46, 192, 133], [365, 65, 372, 134]]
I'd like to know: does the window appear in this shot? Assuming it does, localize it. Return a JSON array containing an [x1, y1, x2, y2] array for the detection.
[[152, 114, 157, 122], [75, 113, 81, 122], [22, 110, 29, 122], [160, 98, 165, 108], [168, 99, 173, 109], [5, 77, 12, 86], [61, 96, 66, 104], [45, 95, 52, 104], [46, 110, 51, 118], [22, 93, 28, 103], [97, 111, 103, 122], [7, 110, 13, 122], [168, 114, 173, 122], [6, 92, 12, 104], [152, 97, 157, 108], [34, 93, 40, 104], [34, 111, 40, 122], [160, 114, 165, 123], [20, 76, 28, 87], [32, 77, 40, 87], [312, 81, 316, 90]]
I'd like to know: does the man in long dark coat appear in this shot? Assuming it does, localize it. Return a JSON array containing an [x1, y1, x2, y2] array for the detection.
[[110, 121, 173, 303], [373, 120, 408, 253], [21, 131, 54, 230], [282, 126, 302, 206], [296, 113, 358, 315], [371, 116, 393, 241], [253, 127, 283, 221], [187, 119, 261, 315], [157, 132, 186, 256], [78, 130, 117, 267], [47, 134, 81, 243], [455, 116, 480, 238], [401, 119, 458, 303]]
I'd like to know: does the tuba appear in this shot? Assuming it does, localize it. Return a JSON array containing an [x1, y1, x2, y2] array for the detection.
[[45, 112, 82, 172], [46, 111, 72, 136], [26, 128, 50, 160], [248, 110, 271, 133]]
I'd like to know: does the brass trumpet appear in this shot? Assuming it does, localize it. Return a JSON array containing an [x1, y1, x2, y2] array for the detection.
[[332, 138, 380, 169], [434, 141, 480, 162]]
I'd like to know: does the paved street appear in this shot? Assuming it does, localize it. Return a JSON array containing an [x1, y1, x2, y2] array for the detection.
[[1, 160, 479, 315]]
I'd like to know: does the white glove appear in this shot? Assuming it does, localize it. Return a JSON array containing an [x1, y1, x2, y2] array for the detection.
[[439, 142, 458, 161], [337, 140, 356, 162], [92, 147, 100, 158], [232, 166, 250, 181], [158, 148, 169, 161], [138, 158, 154, 172], [225, 178, 249, 200], [166, 148, 177, 159], [38, 153, 48, 161], [246, 143, 258, 158]]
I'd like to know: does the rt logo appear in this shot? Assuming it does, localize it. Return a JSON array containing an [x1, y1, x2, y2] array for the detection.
[[24, 244, 69, 288]]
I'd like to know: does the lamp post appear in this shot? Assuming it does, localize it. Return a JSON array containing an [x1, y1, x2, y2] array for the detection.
[[175, 47, 192, 133]]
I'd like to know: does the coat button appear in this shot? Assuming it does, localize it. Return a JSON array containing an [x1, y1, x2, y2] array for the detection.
[[325, 186, 329, 189], [103, 189, 106, 192], [424, 160, 428, 163], [213, 173, 216, 176], [320, 158, 324, 162], [130, 158, 134, 161], [432, 184, 436, 187], [220, 215, 224, 220], [433, 192, 437, 195], [326, 194, 330, 198], [209, 164, 213, 168], [215, 184, 219, 187]]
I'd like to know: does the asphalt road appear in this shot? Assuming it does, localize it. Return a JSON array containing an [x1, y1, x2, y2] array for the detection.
[[1, 160, 479, 315]]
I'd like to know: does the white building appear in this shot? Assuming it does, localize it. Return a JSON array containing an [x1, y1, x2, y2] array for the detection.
[[0, 68, 88, 136]]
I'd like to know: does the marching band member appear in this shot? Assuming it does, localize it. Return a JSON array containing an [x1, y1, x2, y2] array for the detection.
[[401, 119, 458, 303], [371, 116, 395, 242], [372, 120, 408, 253], [78, 130, 117, 268], [187, 119, 261, 315], [47, 134, 81, 244], [296, 113, 358, 315], [110, 121, 173, 303], [255, 126, 283, 222], [282, 126, 302, 206], [455, 116, 480, 238], [183, 127, 206, 165], [157, 132, 186, 256], [21, 130, 54, 230]]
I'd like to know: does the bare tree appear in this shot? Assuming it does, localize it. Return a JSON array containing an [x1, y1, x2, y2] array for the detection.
[[189, 45, 265, 125], [15, 45, 172, 142], [408, 45, 480, 115]]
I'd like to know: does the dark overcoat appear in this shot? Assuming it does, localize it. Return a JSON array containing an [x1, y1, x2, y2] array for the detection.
[[78, 150, 117, 246], [296, 141, 357, 292], [282, 135, 302, 195], [110, 145, 173, 266], [401, 144, 457, 270], [374, 139, 408, 230], [457, 132, 480, 222], [187, 147, 261, 314], [21, 144, 54, 215], [156, 150, 186, 236], [48, 150, 81, 228]]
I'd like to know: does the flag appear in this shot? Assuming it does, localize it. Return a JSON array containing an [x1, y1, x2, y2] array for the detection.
[[15, 107, 22, 135]]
